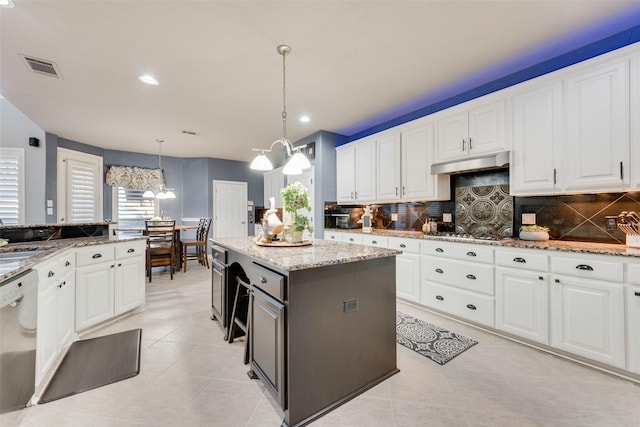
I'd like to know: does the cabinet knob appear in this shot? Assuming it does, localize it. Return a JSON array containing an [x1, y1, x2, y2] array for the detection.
[[65, 261, 71, 267], [635, 292, 640, 297], [372, 240, 377, 244], [539, 276, 544, 281], [575, 264, 593, 271], [260, 276, 267, 284], [48, 271, 55, 277], [555, 278, 560, 283], [513, 257, 526, 263]]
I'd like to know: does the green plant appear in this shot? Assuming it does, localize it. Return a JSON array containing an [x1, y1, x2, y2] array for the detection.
[[520, 224, 549, 232], [280, 182, 313, 234]]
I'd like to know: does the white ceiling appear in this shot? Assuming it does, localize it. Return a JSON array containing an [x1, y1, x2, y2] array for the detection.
[[1, 1, 638, 162]]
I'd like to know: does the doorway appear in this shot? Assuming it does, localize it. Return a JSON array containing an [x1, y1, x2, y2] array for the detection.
[[213, 180, 248, 239]]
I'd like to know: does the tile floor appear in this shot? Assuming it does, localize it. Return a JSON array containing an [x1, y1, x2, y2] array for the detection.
[[3, 264, 639, 427]]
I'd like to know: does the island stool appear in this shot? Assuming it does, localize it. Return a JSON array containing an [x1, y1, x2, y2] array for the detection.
[[227, 276, 251, 365]]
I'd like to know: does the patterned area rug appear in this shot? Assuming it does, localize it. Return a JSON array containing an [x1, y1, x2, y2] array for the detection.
[[396, 311, 478, 365]]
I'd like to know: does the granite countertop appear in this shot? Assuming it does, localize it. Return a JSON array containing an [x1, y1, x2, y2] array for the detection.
[[325, 228, 640, 258], [210, 237, 401, 272], [0, 221, 114, 229], [0, 235, 146, 283]]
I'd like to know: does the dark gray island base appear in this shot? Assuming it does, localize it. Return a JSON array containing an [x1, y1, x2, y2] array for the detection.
[[210, 238, 401, 427]]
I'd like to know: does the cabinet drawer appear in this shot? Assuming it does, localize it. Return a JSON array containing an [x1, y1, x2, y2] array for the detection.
[[58, 250, 75, 275], [115, 241, 146, 259], [361, 235, 388, 248], [76, 245, 115, 267], [324, 231, 343, 242], [388, 237, 420, 254], [246, 262, 285, 302], [495, 249, 548, 271], [343, 233, 363, 244], [421, 240, 493, 263], [423, 256, 494, 295], [421, 282, 495, 327], [628, 263, 640, 285], [551, 255, 623, 282], [36, 259, 59, 293]]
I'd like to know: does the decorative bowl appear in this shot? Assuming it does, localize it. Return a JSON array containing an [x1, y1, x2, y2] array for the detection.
[[519, 231, 549, 241]]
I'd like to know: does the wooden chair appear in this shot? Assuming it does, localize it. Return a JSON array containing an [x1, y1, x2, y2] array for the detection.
[[145, 220, 176, 282], [182, 218, 211, 272]]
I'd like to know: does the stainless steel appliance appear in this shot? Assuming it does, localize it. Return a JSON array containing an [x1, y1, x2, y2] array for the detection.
[[211, 245, 227, 324], [0, 269, 38, 414], [324, 204, 364, 229]]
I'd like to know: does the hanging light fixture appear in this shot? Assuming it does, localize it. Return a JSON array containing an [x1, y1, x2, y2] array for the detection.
[[143, 140, 176, 199], [249, 45, 311, 176]]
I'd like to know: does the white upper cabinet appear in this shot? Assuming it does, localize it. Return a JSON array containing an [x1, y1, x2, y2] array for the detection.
[[263, 167, 285, 208], [336, 139, 376, 203], [376, 133, 401, 201], [630, 55, 640, 189], [510, 80, 563, 196], [564, 60, 629, 192], [436, 98, 506, 162]]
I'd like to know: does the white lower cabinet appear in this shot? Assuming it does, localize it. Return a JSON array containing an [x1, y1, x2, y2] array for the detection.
[[495, 267, 549, 344], [323, 230, 343, 242], [550, 274, 625, 368], [35, 250, 75, 385], [389, 237, 421, 303], [627, 285, 640, 374], [75, 241, 145, 331]]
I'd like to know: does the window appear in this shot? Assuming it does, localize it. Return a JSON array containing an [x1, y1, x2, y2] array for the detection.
[[57, 148, 103, 223], [112, 187, 158, 232], [0, 148, 25, 225]]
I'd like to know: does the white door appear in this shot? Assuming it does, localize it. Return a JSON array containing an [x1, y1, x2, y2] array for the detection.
[[57, 148, 103, 223], [286, 168, 314, 240], [213, 180, 248, 239]]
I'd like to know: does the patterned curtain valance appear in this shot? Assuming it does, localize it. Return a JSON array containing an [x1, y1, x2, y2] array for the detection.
[[105, 166, 165, 190]]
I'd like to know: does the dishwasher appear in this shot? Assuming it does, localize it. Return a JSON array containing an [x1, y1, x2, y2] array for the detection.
[[0, 269, 39, 414], [210, 245, 227, 324]]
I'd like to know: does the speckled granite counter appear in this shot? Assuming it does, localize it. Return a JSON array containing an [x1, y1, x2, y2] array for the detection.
[[210, 237, 401, 272], [325, 228, 640, 258], [0, 235, 146, 282]]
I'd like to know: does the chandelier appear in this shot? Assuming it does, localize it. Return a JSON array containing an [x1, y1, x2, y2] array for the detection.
[[249, 45, 311, 176], [143, 140, 176, 199]]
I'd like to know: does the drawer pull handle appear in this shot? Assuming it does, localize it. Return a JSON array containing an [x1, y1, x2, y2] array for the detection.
[[555, 279, 560, 283], [466, 304, 477, 310], [260, 276, 267, 284], [349, 238, 354, 242], [635, 292, 640, 297], [372, 240, 377, 244], [331, 236, 335, 239], [92, 253, 102, 259], [513, 257, 526, 263], [400, 244, 406, 248], [65, 261, 71, 267], [435, 295, 444, 301], [539, 276, 544, 281], [466, 274, 476, 280], [48, 271, 55, 278], [576, 264, 593, 271], [435, 268, 444, 274], [466, 251, 477, 257], [435, 248, 444, 253], [127, 248, 135, 253]]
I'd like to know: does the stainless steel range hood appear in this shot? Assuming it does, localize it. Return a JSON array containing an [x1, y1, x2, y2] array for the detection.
[[431, 151, 510, 175]]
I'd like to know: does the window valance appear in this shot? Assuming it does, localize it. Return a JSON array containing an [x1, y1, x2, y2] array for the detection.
[[105, 165, 165, 190]]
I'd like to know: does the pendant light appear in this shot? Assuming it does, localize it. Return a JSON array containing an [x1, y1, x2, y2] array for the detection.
[[143, 140, 176, 199], [249, 45, 311, 176]]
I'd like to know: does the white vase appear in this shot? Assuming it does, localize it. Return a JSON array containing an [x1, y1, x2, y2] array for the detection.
[[519, 231, 549, 241], [290, 230, 304, 243]]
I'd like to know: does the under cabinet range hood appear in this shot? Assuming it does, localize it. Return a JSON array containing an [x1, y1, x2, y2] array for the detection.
[[431, 151, 510, 175]]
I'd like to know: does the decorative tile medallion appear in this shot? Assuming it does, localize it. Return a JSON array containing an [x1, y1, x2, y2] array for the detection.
[[455, 184, 513, 238]]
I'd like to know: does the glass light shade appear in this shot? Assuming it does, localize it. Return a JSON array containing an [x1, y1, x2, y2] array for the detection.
[[143, 190, 155, 198], [155, 191, 167, 199], [164, 190, 176, 199], [282, 161, 302, 176], [288, 151, 311, 170], [250, 153, 274, 171]]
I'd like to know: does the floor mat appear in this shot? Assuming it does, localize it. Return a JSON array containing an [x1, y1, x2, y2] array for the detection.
[[39, 329, 142, 403], [396, 312, 477, 365]]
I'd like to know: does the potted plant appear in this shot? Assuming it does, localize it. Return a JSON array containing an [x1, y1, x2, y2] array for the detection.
[[519, 224, 550, 241], [280, 182, 314, 242]]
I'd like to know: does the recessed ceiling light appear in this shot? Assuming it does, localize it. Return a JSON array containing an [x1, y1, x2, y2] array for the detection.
[[138, 74, 159, 85], [0, 0, 15, 8], [299, 115, 310, 123]]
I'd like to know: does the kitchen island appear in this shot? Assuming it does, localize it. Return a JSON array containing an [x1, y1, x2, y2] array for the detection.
[[210, 237, 401, 427]]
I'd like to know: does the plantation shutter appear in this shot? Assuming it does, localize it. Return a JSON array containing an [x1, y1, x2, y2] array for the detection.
[[0, 148, 25, 225], [116, 187, 156, 229], [66, 158, 100, 222]]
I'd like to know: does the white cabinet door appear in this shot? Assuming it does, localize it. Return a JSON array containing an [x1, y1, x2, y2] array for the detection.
[[264, 167, 285, 208], [467, 99, 506, 157], [396, 252, 421, 303], [336, 145, 355, 203], [114, 255, 145, 315], [376, 133, 401, 202], [510, 81, 562, 195], [550, 274, 625, 368], [56, 269, 75, 351], [564, 60, 628, 192], [628, 285, 640, 374], [76, 262, 115, 331], [437, 109, 468, 161], [631, 56, 640, 189], [354, 140, 376, 202], [495, 268, 549, 344], [402, 123, 450, 201], [36, 272, 58, 385]]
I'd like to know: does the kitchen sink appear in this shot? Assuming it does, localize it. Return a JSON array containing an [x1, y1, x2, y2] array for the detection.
[[0, 250, 45, 261]]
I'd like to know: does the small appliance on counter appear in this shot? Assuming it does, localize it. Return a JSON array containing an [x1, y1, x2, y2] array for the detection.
[[324, 203, 364, 229]]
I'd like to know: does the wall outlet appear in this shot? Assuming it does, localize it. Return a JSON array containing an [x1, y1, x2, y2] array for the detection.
[[443, 213, 452, 223], [605, 216, 618, 230], [522, 213, 536, 225], [391, 213, 398, 221]]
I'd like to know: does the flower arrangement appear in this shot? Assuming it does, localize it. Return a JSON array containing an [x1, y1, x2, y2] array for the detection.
[[519, 224, 550, 241], [519, 225, 549, 233], [280, 182, 314, 234]]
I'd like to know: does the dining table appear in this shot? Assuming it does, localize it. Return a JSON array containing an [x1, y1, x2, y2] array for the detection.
[[113, 224, 199, 271]]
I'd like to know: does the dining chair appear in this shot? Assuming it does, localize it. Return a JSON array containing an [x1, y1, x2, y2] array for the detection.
[[181, 218, 211, 272], [145, 220, 176, 282]]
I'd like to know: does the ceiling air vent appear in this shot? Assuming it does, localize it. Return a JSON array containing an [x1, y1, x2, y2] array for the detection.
[[181, 130, 199, 136], [19, 54, 61, 78]]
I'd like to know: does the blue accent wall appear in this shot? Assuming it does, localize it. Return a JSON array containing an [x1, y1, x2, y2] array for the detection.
[[339, 8, 640, 145]]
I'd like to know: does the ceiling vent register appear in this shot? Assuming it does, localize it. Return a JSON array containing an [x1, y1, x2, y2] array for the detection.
[[20, 54, 61, 78]]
